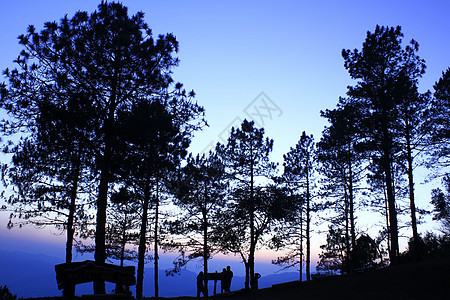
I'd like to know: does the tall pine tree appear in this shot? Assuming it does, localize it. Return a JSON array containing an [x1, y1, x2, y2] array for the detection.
[[342, 25, 425, 265], [216, 119, 278, 290], [282, 131, 315, 280]]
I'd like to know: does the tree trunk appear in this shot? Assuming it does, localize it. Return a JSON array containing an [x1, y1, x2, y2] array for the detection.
[[299, 205, 303, 282], [203, 184, 209, 297], [383, 182, 391, 258], [344, 184, 350, 274], [66, 155, 80, 264], [63, 156, 80, 297], [244, 261, 250, 291], [249, 236, 256, 290], [94, 149, 110, 294], [379, 112, 399, 266], [154, 180, 160, 299], [348, 143, 356, 270], [202, 211, 208, 297], [249, 157, 255, 291], [94, 80, 116, 294], [115, 211, 128, 293], [120, 211, 128, 267], [306, 166, 311, 281], [406, 124, 420, 260], [136, 180, 150, 299], [384, 157, 399, 265]]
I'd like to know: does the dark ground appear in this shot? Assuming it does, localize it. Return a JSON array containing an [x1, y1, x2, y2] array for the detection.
[[211, 258, 450, 300], [24, 258, 450, 300]]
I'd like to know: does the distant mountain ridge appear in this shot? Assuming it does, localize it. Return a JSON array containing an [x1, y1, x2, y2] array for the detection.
[[0, 249, 301, 298]]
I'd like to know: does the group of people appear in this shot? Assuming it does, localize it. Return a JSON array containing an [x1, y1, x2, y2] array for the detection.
[[196, 265, 233, 298], [220, 265, 233, 293]]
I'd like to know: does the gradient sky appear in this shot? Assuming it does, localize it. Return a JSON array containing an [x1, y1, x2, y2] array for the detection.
[[1, 0, 450, 282]]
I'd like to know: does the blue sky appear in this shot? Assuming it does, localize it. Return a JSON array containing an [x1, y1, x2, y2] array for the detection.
[[1, 0, 450, 293], [1, 0, 449, 158]]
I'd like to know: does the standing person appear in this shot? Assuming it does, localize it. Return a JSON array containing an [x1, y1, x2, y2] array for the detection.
[[220, 268, 227, 293], [251, 273, 261, 290], [225, 266, 233, 292], [197, 271, 206, 298]]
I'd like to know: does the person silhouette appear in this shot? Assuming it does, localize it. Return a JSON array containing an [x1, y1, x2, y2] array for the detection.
[[221, 268, 227, 293], [225, 265, 233, 292], [197, 271, 206, 298], [251, 273, 261, 290]]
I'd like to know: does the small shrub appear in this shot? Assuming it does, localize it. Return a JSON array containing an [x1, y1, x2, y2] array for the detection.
[[0, 285, 17, 300]]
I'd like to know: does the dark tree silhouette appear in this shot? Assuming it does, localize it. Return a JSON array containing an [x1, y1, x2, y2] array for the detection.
[[317, 228, 381, 275], [1, 91, 95, 264], [168, 152, 226, 297], [105, 187, 140, 266], [426, 68, 450, 173], [270, 178, 305, 281], [395, 71, 431, 259], [0, 2, 204, 294], [75, 187, 140, 293], [114, 97, 203, 299], [0, 285, 16, 300], [282, 131, 315, 280], [213, 184, 294, 289], [115, 100, 174, 300], [317, 99, 366, 272], [431, 176, 450, 234], [342, 25, 425, 265], [352, 234, 382, 269], [216, 119, 278, 290], [316, 226, 347, 275]]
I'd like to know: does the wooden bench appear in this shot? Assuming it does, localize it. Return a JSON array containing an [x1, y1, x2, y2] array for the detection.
[[55, 260, 135, 297]]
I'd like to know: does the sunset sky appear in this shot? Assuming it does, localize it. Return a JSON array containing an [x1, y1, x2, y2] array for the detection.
[[1, 0, 450, 290]]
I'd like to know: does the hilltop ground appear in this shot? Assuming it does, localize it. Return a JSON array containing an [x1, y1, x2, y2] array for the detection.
[[23, 258, 450, 300], [211, 258, 450, 300]]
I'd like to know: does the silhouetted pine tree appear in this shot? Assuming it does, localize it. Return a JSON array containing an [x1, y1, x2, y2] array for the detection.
[[282, 131, 315, 280], [395, 70, 430, 259], [317, 98, 366, 271], [168, 152, 226, 297], [269, 175, 305, 281], [1, 91, 95, 264], [426, 68, 450, 174], [317, 228, 381, 275], [342, 25, 426, 265], [316, 226, 348, 275], [214, 184, 294, 289], [431, 176, 450, 234], [114, 97, 203, 299], [215, 119, 278, 290], [106, 187, 140, 266], [75, 187, 140, 294]]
